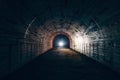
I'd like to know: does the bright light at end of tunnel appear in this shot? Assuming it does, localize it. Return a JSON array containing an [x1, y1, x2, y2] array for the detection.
[[58, 41, 65, 47]]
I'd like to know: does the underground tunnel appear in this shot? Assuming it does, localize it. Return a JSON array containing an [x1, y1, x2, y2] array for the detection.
[[0, 0, 120, 80], [53, 34, 70, 48]]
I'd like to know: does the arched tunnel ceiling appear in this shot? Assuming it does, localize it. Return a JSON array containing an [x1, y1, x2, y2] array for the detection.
[[1, 0, 120, 76], [0, 0, 120, 39]]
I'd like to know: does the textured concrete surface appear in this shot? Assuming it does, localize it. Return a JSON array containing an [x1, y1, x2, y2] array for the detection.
[[1, 48, 120, 80]]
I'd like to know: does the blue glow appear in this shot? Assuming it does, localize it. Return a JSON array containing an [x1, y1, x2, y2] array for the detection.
[[53, 34, 70, 48], [58, 41, 65, 47]]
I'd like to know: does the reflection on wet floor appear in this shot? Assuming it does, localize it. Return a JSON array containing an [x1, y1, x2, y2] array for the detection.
[[2, 48, 120, 80]]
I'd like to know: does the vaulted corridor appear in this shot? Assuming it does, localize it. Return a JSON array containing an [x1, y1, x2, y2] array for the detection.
[[0, 0, 120, 79], [2, 48, 120, 80]]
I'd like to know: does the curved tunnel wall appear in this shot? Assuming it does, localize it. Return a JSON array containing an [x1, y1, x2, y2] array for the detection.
[[0, 18, 120, 78], [0, 0, 120, 78], [24, 18, 120, 75], [0, 18, 120, 77]]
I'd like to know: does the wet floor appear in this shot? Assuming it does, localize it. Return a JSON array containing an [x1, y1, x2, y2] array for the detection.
[[2, 48, 120, 80]]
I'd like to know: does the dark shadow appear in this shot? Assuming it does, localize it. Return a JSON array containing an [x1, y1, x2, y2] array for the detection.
[[1, 48, 120, 80]]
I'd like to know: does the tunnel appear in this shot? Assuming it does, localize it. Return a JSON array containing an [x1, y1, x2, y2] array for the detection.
[[53, 34, 70, 48], [0, 0, 120, 80]]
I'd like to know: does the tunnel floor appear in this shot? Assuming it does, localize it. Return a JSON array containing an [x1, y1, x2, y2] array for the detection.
[[2, 48, 120, 80]]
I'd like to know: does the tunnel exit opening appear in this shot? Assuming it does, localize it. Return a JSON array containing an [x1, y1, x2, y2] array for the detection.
[[53, 34, 70, 48]]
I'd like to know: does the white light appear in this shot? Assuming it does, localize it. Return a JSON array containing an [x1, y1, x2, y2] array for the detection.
[[58, 41, 64, 47]]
